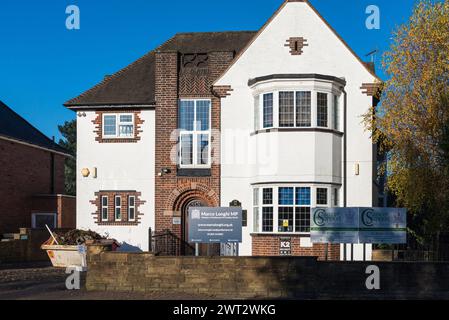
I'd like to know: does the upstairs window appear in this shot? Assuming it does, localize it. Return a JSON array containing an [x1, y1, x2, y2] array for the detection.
[[279, 92, 295, 127], [103, 114, 134, 138], [317, 93, 328, 128], [296, 91, 311, 127], [179, 99, 211, 168], [263, 93, 273, 128], [333, 94, 340, 131]]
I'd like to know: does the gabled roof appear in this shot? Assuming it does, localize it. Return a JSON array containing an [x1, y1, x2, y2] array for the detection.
[[214, 0, 381, 85], [64, 31, 256, 108], [0, 101, 69, 155]]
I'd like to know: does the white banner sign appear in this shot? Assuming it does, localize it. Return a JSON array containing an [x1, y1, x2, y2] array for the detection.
[[311, 207, 407, 244]]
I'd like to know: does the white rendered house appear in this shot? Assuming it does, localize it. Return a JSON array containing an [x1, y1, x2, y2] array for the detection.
[[65, 0, 380, 259]]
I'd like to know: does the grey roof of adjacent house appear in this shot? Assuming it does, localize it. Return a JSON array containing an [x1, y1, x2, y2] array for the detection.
[[64, 31, 257, 108], [0, 101, 69, 154]]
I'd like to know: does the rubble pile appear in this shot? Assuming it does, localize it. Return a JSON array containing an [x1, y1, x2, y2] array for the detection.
[[53, 230, 106, 245]]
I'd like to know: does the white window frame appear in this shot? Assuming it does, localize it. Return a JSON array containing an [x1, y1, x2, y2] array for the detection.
[[128, 195, 136, 222], [253, 185, 338, 235], [31, 213, 57, 229], [257, 89, 340, 131], [101, 196, 109, 222], [114, 196, 122, 221], [178, 99, 212, 169], [102, 113, 135, 139]]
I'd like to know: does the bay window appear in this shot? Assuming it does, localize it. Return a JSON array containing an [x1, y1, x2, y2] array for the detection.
[[253, 185, 338, 234], [254, 89, 340, 131], [179, 99, 211, 168]]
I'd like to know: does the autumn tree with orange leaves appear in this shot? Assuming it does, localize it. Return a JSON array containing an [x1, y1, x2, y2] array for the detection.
[[365, 0, 449, 240]]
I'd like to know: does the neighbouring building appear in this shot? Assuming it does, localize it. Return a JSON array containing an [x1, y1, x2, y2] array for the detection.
[[0, 101, 75, 235], [65, 0, 380, 259]]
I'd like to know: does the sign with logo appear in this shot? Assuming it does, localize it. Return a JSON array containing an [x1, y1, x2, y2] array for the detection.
[[280, 238, 292, 256], [311, 208, 359, 244], [311, 208, 407, 244], [359, 208, 407, 244], [188, 207, 242, 244]]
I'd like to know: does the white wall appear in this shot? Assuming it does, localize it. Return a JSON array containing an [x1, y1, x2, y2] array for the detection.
[[217, 1, 377, 257], [76, 109, 155, 251]]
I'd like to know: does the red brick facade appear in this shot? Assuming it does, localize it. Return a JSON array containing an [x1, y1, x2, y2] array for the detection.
[[154, 51, 234, 241], [92, 110, 144, 143], [252, 234, 340, 260], [0, 138, 67, 234]]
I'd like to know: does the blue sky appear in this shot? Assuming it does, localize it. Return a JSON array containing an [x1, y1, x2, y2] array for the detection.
[[0, 0, 418, 141]]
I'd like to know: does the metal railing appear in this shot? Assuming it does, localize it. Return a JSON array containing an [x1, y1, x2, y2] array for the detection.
[[150, 229, 195, 256]]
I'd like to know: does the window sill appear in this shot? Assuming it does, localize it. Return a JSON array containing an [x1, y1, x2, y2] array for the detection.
[[177, 168, 212, 177], [251, 232, 311, 237], [251, 127, 343, 137]]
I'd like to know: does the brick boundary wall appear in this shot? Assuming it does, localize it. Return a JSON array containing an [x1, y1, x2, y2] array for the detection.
[[252, 234, 340, 260], [87, 252, 449, 299]]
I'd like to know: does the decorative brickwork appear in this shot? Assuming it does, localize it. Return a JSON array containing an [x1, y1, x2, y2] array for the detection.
[[90, 191, 146, 226], [360, 82, 382, 97], [285, 37, 309, 55], [179, 68, 211, 97], [212, 85, 233, 98], [251, 234, 340, 260], [92, 110, 144, 143]]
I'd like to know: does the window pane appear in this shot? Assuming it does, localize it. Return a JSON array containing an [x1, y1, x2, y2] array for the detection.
[[295, 207, 310, 232], [317, 93, 328, 127], [180, 134, 193, 165], [278, 207, 294, 232], [296, 91, 311, 127], [119, 115, 133, 123], [279, 92, 294, 127], [278, 187, 294, 205], [262, 207, 273, 232], [254, 95, 260, 131], [129, 196, 135, 207], [333, 188, 339, 206], [129, 208, 135, 220], [179, 100, 195, 131], [115, 196, 121, 207], [253, 188, 259, 206], [197, 134, 209, 165], [102, 196, 108, 207], [263, 93, 273, 128], [333, 95, 339, 130], [102, 208, 108, 221], [263, 188, 273, 205], [103, 115, 116, 136], [196, 100, 210, 131], [115, 208, 121, 220], [296, 187, 311, 205], [119, 125, 133, 137], [317, 188, 328, 205], [253, 207, 260, 233]]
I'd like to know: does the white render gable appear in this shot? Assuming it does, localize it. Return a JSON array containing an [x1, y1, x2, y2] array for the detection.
[[216, 0, 378, 258]]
